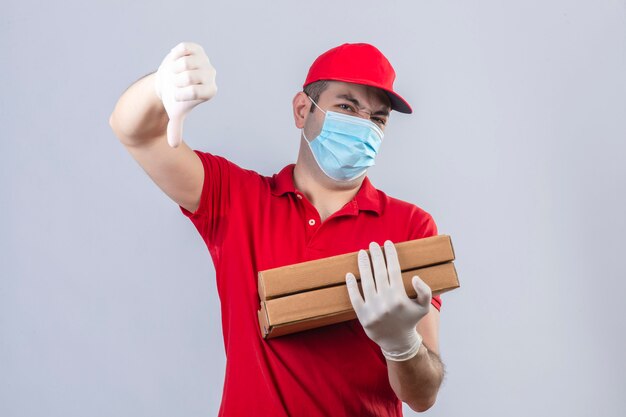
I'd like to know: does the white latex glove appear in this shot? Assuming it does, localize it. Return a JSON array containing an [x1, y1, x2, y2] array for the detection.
[[346, 240, 433, 361], [154, 42, 217, 148]]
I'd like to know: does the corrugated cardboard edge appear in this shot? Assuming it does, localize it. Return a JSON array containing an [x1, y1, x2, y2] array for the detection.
[[448, 236, 457, 262], [263, 310, 357, 339], [258, 301, 270, 339]]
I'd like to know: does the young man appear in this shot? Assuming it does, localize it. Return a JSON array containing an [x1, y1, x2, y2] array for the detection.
[[109, 42, 445, 416]]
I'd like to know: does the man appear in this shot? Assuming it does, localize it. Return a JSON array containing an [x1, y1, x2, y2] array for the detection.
[[109, 41, 445, 416]]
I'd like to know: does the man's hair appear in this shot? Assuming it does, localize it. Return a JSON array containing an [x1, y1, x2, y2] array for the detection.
[[303, 80, 329, 113]]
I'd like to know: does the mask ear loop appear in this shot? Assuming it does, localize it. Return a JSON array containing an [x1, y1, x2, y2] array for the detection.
[[307, 95, 326, 114], [302, 95, 327, 143]]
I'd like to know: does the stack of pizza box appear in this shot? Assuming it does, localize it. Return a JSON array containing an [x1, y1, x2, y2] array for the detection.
[[257, 235, 459, 339]]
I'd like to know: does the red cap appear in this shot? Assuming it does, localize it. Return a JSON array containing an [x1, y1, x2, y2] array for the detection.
[[303, 43, 412, 114]]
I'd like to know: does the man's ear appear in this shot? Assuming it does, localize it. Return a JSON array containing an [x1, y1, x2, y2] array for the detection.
[[292, 91, 312, 129]]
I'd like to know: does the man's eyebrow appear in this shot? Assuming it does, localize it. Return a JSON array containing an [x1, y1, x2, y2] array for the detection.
[[336, 93, 390, 116], [336, 93, 360, 106]]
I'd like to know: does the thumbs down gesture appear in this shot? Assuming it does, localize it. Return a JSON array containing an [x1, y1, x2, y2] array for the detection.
[[155, 42, 217, 148]]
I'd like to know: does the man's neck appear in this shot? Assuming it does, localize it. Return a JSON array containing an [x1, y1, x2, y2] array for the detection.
[[293, 156, 364, 223]]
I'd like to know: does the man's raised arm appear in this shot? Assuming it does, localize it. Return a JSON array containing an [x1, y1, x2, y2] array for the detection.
[[108, 42, 217, 213]]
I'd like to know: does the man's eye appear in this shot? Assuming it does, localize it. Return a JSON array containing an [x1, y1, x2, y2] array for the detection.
[[338, 103, 355, 112], [373, 118, 387, 126]]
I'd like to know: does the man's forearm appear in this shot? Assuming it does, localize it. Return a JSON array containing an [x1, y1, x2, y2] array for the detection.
[[109, 72, 168, 147], [386, 343, 445, 412]]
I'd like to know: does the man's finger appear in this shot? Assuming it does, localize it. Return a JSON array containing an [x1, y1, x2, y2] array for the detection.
[[345, 273, 365, 317], [357, 250, 376, 301], [169, 42, 203, 61], [172, 55, 206, 74], [369, 242, 390, 294], [383, 240, 406, 294], [173, 69, 207, 88], [174, 85, 202, 101], [411, 275, 433, 307]]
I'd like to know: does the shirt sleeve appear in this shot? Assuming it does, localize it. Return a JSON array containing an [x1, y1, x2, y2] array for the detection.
[[179, 150, 238, 250]]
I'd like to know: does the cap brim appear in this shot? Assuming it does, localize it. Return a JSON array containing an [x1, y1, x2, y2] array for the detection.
[[384, 90, 413, 114]]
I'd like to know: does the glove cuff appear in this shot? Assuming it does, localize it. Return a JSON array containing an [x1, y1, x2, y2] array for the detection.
[[381, 332, 423, 362]]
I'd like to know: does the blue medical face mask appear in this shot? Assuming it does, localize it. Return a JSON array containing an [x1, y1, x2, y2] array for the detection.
[[302, 96, 384, 182]]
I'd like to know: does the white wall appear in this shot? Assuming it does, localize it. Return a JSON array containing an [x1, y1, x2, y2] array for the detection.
[[2, 1, 625, 416]]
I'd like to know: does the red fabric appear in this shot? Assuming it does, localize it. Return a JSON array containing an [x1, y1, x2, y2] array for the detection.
[[180, 151, 441, 417], [303, 43, 413, 114]]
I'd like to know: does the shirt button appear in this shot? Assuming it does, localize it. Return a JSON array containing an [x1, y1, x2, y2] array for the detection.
[[296, 194, 303, 200], [308, 219, 316, 226]]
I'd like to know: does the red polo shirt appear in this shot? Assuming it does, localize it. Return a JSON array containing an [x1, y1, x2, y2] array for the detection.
[[180, 151, 442, 417]]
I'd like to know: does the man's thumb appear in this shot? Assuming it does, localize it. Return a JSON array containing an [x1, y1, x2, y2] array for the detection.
[[411, 275, 432, 306], [167, 115, 185, 148]]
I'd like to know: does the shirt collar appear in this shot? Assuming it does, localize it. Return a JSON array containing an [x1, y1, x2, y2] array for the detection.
[[270, 164, 382, 215], [270, 164, 297, 196]]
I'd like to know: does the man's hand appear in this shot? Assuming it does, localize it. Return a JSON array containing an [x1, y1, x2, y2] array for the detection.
[[346, 240, 433, 361], [155, 42, 217, 148]]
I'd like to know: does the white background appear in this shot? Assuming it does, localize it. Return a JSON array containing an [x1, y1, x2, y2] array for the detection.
[[2, 1, 625, 416]]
